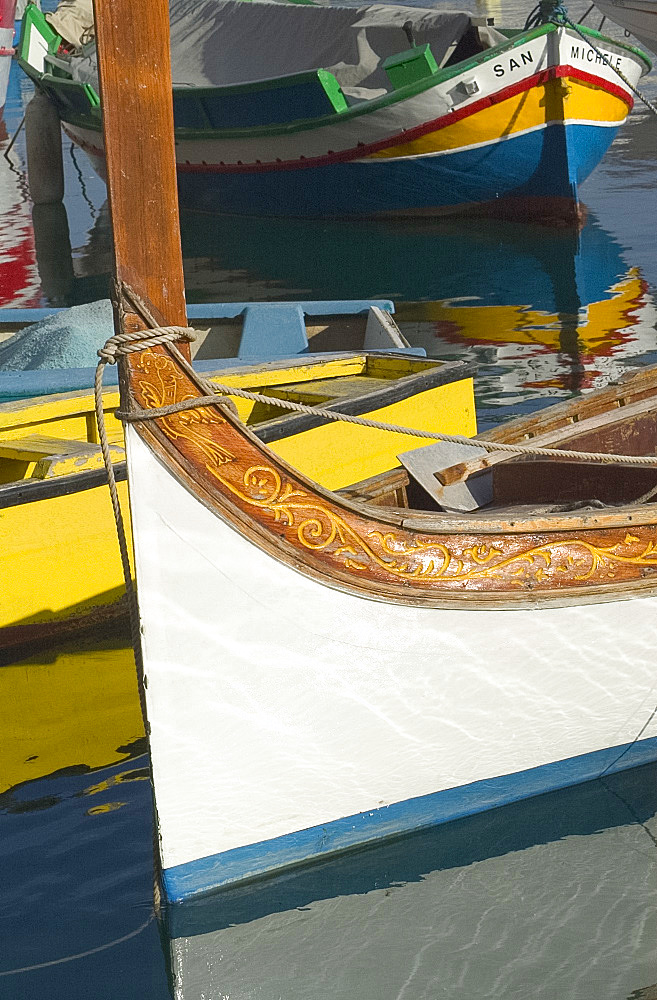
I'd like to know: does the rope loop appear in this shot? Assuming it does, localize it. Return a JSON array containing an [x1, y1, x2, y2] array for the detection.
[[97, 326, 197, 365]]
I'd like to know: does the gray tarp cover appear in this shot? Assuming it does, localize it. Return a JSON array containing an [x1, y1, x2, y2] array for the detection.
[[70, 0, 504, 97]]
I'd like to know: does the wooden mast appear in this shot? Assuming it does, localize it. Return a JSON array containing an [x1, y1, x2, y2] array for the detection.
[[92, 0, 187, 337]]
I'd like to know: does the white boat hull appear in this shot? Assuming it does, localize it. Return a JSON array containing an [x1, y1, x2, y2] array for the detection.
[[126, 428, 657, 903]]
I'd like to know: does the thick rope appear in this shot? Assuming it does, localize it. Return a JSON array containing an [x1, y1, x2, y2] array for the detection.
[[94, 357, 142, 668], [117, 385, 657, 467], [99, 329, 657, 469], [93, 327, 196, 684]]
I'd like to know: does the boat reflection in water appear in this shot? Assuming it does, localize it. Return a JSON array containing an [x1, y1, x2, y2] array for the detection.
[[72, 206, 657, 423], [175, 210, 657, 421], [162, 763, 657, 1000], [0, 638, 164, 993], [0, 115, 41, 309], [1, 637, 145, 797]]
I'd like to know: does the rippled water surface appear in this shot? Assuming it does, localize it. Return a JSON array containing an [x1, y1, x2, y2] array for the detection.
[[2, 0, 657, 995], [2, 636, 657, 998]]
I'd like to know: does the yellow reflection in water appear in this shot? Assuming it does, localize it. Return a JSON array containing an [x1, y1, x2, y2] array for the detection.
[[1, 642, 145, 794]]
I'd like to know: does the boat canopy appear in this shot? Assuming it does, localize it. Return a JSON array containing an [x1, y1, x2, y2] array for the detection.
[[69, 0, 505, 98]]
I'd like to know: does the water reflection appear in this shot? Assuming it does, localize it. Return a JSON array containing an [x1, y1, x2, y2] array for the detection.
[[163, 763, 657, 1000], [0, 116, 40, 308], [2, 635, 656, 999], [0, 638, 167, 997], [73, 205, 657, 425]]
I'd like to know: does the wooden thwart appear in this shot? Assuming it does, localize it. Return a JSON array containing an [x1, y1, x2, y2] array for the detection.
[[423, 397, 655, 499]]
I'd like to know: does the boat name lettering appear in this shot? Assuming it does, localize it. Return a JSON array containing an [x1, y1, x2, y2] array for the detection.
[[492, 51, 534, 77], [570, 45, 622, 70]]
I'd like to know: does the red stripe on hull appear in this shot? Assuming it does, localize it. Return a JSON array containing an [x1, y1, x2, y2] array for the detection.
[[67, 65, 633, 176]]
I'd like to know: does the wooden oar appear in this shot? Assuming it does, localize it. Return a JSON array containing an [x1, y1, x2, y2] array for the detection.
[[92, 0, 187, 337]]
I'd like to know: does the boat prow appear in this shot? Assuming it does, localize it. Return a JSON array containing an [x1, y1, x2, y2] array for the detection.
[[122, 337, 657, 903]]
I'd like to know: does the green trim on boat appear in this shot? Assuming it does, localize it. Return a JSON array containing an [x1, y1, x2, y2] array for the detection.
[[16, 17, 651, 143], [316, 68, 348, 113], [17, 4, 60, 62], [383, 44, 439, 89]]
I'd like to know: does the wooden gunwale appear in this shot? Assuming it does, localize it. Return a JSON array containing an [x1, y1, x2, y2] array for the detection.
[[124, 344, 657, 609]]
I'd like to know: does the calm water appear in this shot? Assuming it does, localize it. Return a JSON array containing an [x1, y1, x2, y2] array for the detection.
[[2, 0, 657, 995]]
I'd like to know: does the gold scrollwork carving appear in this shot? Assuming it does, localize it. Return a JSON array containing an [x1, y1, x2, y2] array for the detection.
[[130, 353, 657, 590], [206, 458, 657, 588], [134, 349, 234, 468]]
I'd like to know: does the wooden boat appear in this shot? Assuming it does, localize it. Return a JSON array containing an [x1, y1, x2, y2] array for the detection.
[[122, 314, 657, 906], [595, 0, 657, 55], [0, 0, 16, 113], [15, 0, 651, 222], [94, 0, 657, 907], [0, 351, 476, 649]]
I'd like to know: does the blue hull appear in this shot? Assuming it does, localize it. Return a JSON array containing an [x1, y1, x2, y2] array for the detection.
[[177, 122, 619, 218]]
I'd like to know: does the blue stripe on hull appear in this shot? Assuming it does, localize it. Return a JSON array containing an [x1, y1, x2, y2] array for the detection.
[[176, 122, 618, 217], [162, 734, 657, 904]]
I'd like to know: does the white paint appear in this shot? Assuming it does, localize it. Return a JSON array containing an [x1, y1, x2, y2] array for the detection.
[[363, 306, 408, 349], [25, 21, 49, 73], [126, 429, 657, 873]]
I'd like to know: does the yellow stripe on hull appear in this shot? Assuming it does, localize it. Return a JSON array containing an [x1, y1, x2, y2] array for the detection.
[[368, 77, 629, 161]]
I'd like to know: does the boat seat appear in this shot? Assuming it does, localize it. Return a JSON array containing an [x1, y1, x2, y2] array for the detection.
[[265, 376, 391, 406], [0, 434, 125, 481]]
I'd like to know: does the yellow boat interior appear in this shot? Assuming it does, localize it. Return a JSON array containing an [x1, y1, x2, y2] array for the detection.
[[0, 352, 476, 641], [0, 353, 476, 489]]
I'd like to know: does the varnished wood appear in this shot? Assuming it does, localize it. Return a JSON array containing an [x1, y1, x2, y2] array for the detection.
[[124, 345, 657, 606], [92, 0, 188, 340], [435, 393, 657, 487]]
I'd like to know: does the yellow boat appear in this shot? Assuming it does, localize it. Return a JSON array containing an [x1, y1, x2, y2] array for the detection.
[[0, 352, 476, 648]]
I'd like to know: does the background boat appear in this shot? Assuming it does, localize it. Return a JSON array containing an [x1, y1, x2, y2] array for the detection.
[[15, 0, 651, 220], [0, 349, 475, 649], [595, 0, 657, 54]]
